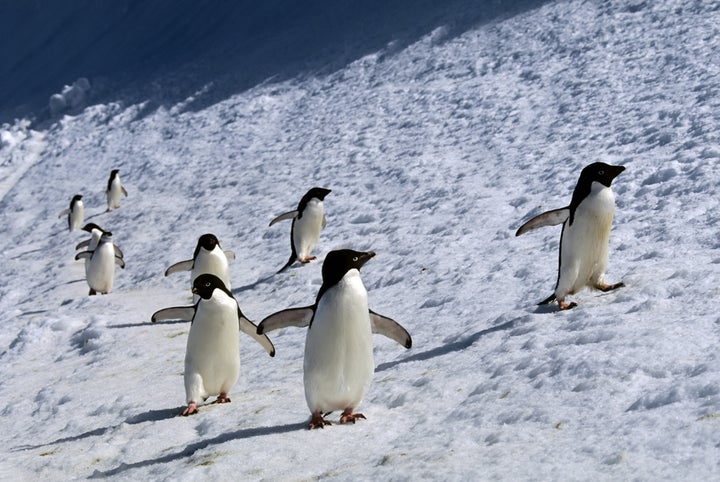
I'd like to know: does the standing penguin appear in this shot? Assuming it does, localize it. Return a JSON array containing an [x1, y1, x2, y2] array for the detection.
[[74, 231, 125, 295], [269, 187, 331, 273], [152, 274, 275, 416], [106, 169, 128, 212], [165, 233, 235, 298], [75, 223, 124, 257], [257, 249, 411, 429], [58, 194, 84, 231], [515, 162, 626, 310]]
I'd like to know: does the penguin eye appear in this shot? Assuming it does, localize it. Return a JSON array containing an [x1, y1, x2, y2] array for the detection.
[[352, 256, 359, 262], [598, 170, 605, 175], [205, 282, 211, 287]]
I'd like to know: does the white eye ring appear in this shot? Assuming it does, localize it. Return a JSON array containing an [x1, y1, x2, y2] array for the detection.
[[598, 170, 605, 175], [352, 256, 359, 262]]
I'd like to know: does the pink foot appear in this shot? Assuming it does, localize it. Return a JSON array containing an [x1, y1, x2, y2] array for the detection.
[[308, 412, 332, 429], [299, 256, 316, 264], [181, 402, 198, 416], [558, 300, 577, 311], [596, 281, 625, 292], [339, 408, 366, 424], [213, 393, 231, 404]]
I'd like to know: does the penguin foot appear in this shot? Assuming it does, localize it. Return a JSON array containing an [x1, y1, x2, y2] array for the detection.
[[596, 282, 625, 292], [299, 256, 316, 264], [213, 393, 231, 404], [89, 289, 97, 296], [339, 409, 366, 424], [180, 402, 199, 416], [558, 300, 577, 311], [308, 412, 332, 429]]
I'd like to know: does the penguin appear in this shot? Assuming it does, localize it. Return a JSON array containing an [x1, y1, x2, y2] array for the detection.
[[515, 162, 626, 310], [58, 194, 84, 231], [257, 249, 411, 429], [164, 233, 235, 299], [74, 231, 125, 295], [106, 169, 128, 212], [269, 187, 331, 273], [75, 223, 124, 259], [151, 274, 275, 416]]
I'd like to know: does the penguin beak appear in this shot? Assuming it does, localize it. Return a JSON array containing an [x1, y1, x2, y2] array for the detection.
[[191, 286, 198, 295], [358, 251, 376, 267], [611, 165, 626, 179]]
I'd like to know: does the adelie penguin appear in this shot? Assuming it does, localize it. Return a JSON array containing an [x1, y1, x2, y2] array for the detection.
[[152, 274, 275, 416], [257, 249, 411, 429], [74, 231, 125, 295], [106, 169, 127, 212], [164, 233, 235, 300], [75, 223, 124, 258], [269, 187, 331, 273], [58, 194, 84, 231], [515, 162, 626, 310]]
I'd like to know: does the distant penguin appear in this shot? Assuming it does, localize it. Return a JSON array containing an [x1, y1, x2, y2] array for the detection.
[[75, 223, 124, 258], [165, 234, 235, 299], [257, 249, 411, 429], [74, 231, 125, 295], [58, 194, 84, 231], [106, 169, 127, 212], [515, 162, 626, 310], [151, 274, 275, 416], [269, 187, 331, 273]]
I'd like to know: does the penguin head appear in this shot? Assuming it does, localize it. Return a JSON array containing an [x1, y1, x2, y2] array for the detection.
[[580, 162, 625, 188], [300, 187, 332, 205], [72, 194, 83, 202], [81, 223, 104, 233], [110, 169, 120, 178], [100, 231, 113, 242], [197, 233, 220, 252], [322, 249, 375, 285], [192, 273, 231, 300]]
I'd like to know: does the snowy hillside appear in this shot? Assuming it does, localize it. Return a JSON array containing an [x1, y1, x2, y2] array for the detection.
[[1, 0, 719, 480]]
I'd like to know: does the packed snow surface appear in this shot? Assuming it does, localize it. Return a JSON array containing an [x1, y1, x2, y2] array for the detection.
[[1, 0, 719, 480]]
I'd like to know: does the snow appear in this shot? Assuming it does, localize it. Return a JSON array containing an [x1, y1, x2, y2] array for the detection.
[[1, 0, 720, 480]]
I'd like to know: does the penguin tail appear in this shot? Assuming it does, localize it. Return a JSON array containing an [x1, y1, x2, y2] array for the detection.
[[538, 293, 556, 305], [276, 255, 296, 274]]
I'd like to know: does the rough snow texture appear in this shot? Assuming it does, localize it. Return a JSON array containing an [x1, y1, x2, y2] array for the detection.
[[1, 0, 720, 480]]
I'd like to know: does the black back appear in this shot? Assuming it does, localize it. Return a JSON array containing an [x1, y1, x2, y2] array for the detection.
[[193, 233, 220, 259], [107, 169, 120, 192], [314, 249, 375, 305], [297, 187, 331, 219], [192, 273, 233, 300], [568, 162, 625, 224]]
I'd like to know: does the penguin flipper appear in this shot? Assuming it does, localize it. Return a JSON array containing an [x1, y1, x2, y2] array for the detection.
[[269, 210, 298, 227], [276, 254, 296, 273], [238, 313, 276, 357], [224, 250, 236, 260], [151, 306, 195, 323], [74, 251, 93, 261], [115, 256, 125, 268], [515, 208, 569, 236], [114, 245, 124, 258], [538, 293, 556, 305], [121, 186, 128, 197], [257, 306, 314, 335], [76, 239, 90, 250], [369, 310, 412, 349], [58, 209, 70, 218], [165, 260, 194, 276], [322, 214, 327, 229]]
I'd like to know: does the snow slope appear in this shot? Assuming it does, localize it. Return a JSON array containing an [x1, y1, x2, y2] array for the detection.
[[1, 0, 719, 480]]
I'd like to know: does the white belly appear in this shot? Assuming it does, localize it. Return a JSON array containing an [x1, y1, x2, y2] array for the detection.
[[304, 272, 374, 413], [86, 243, 115, 293], [69, 203, 84, 231], [556, 185, 615, 297], [184, 294, 240, 403], [191, 248, 231, 289], [293, 200, 324, 260], [107, 179, 123, 208]]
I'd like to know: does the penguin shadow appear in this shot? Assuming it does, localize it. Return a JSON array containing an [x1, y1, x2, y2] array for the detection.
[[9, 247, 45, 260], [532, 304, 559, 314], [376, 318, 520, 372], [11, 407, 182, 452], [231, 272, 277, 294], [107, 319, 189, 329], [91, 421, 307, 478]]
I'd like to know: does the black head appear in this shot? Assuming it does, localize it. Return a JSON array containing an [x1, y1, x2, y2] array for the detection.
[[100, 231, 113, 242], [192, 273, 232, 300], [321, 249, 375, 288], [81, 223, 104, 233], [578, 162, 625, 188], [110, 169, 120, 178], [195, 234, 220, 257], [72, 194, 83, 202], [298, 187, 331, 210]]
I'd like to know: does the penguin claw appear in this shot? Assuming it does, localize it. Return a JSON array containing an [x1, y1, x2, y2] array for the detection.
[[180, 402, 199, 416], [300, 256, 316, 264], [597, 282, 625, 292], [213, 394, 231, 404], [339, 410, 366, 424], [308, 413, 332, 429], [558, 301, 577, 311]]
